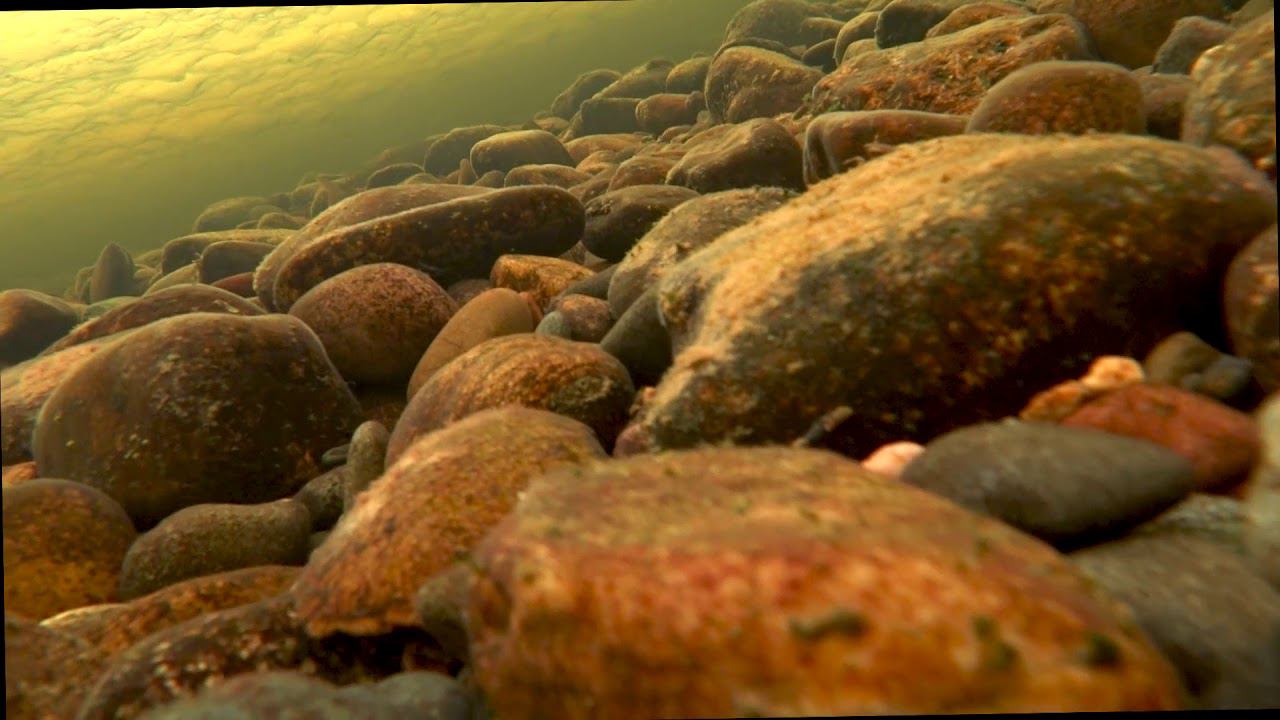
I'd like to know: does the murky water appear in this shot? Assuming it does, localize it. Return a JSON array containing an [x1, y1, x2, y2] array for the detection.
[[0, 1, 748, 292]]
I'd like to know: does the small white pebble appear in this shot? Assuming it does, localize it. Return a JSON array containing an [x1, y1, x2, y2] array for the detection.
[[861, 441, 925, 479]]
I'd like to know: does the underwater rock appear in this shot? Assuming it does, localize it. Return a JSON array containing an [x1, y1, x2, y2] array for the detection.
[[365, 162, 424, 189], [3, 479, 137, 620], [503, 163, 590, 188], [806, 13, 1093, 116], [1153, 15, 1234, 75], [550, 69, 622, 120], [161, 229, 292, 276], [489, 255, 593, 311], [2, 461, 38, 488], [1135, 70, 1193, 139], [474, 169, 506, 188], [560, 264, 617, 301], [293, 467, 346, 533], [860, 440, 926, 478], [422, 124, 508, 176], [193, 196, 269, 233], [636, 92, 705, 135], [1243, 392, 1280, 587], [271, 185, 584, 311], [1143, 332, 1256, 404], [1062, 383, 1262, 495], [255, 211, 306, 229], [802, 38, 839, 72], [1072, 534, 1280, 709], [723, 0, 836, 48], [924, 1, 1030, 38], [833, 10, 880, 62], [665, 55, 711, 93], [576, 96, 644, 135], [607, 154, 680, 191], [622, 133, 1276, 458], [445, 277, 492, 305], [608, 186, 795, 317], [1034, 0, 1228, 69], [406, 288, 538, 401], [293, 408, 605, 639], [118, 499, 311, 599], [965, 60, 1147, 135], [2, 333, 129, 466], [1128, 492, 1246, 555], [32, 313, 363, 528], [0, 289, 80, 367], [142, 264, 199, 296], [900, 420, 1196, 549], [6, 614, 109, 720], [354, 386, 407, 430], [667, 118, 805, 193], [470, 129, 574, 175], [341, 420, 388, 512], [582, 184, 700, 262], [803, 110, 965, 184], [89, 243, 138, 303], [705, 46, 822, 122], [595, 58, 675, 101], [464, 446, 1183, 718], [392, 334, 632, 459], [1224, 225, 1279, 392], [547, 294, 614, 343], [564, 132, 644, 164], [874, 0, 976, 48], [289, 263, 457, 386], [599, 287, 672, 388], [42, 284, 261, 356], [210, 270, 258, 297], [41, 565, 299, 658], [194, 240, 275, 284]]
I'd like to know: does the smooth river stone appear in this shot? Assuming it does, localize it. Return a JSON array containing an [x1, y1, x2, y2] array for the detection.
[[622, 133, 1276, 458], [271, 186, 585, 312], [31, 313, 363, 528]]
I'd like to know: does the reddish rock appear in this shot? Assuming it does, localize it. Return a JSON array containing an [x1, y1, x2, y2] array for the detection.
[[4, 479, 137, 620], [1134, 70, 1192, 139], [6, 614, 109, 720], [636, 93, 705, 135], [406, 288, 538, 401], [490, 255, 594, 311], [1034, 0, 1227, 69], [31, 314, 363, 527], [2, 461, 38, 488], [803, 110, 966, 184], [547, 294, 615, 342], [705, 46, 822, 123], [465, 447, 1184, 718], [392, 334, 633, 460], [503, 163, 590, 188], [289, 263, 457, 386], [1062, 383, 1262, 494], [293, 408, 605, 638], [965, 61, 1147, 135], [806, 13, 1093, 117], [925, 1, 1030, 38]]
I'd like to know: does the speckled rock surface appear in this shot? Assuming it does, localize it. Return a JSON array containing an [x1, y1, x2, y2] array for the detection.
[[465, 446, 1184, 718], [623, 133, 1276, 458]]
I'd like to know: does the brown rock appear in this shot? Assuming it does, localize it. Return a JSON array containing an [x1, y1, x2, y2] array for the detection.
[[803, 110, 966, 184], [594, 59, 674, 101], [807, 13, 1093, 116], [966, 60, 1147, 135], [288, 263, 457, 386], [42, 284, 262, 356], [1242, 392, 1280, 587], [393, 334, 633, 460], [422, 124, 509, 175], [1224, 225, 1279, 392], [89, 243, 138, 302], [445, 278, 492, 305], [875, 0, 977, 48], [365, 163, 423, 189], [607, 155, 680, 191], [2, 333, 129, 466], [193, 196, 271, 233], [582, 185, 701, 262], [925, 1, 1030, 38], [503, 163, 590, 188], [624, 134, 1277, 458], [668, 118, 805, 193], [210, 270, 258, 297], [354, 386, 407, 433], [551, 69, 621, 120], [834, 11, 880, 63], [1153, 15, 1234, 74], [705, 46, 822, 122], [665, 55, 711, 93], [271, 186, 584, 312], [575, 97, 644, 135], [1035, 0, 1228, 69], [470, 130, 573, 175], [0, 289, 80, 368], [564, 133, 644, 164], [547, 294, 614, 342], [195, 240, 275, 284], [490, 255, 593, 311], [41, 565, 298, 658], [465, 447, 1184, 718], [1135, 70, 1193, 139], [724, 0, 836, 47], [6, 614, 109, 720], [293, 408, 605, 638], [118, 500, 311, 599], [636, 93, 704, 135], [2, 460, 38, 488], [4, 479, 136, 620], [31, 313, 363, 528], [406, 288, 538, 401], [1062, 383, 1262, 494]]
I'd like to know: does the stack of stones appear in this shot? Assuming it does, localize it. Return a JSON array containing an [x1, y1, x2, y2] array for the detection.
[[3, 1, 1278, 717]]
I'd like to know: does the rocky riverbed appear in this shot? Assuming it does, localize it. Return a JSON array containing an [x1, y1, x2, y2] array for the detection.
[[3, 0, 1279, 717]]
